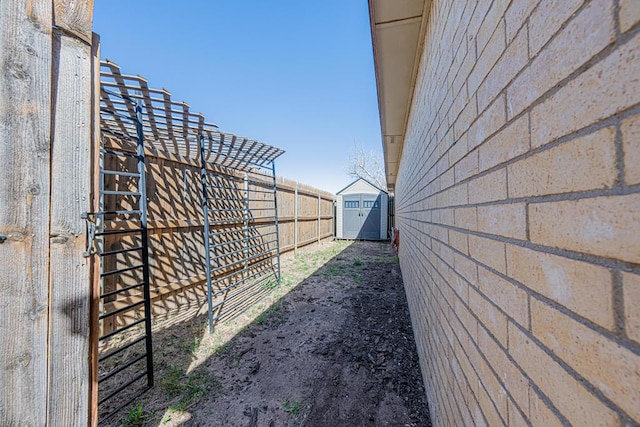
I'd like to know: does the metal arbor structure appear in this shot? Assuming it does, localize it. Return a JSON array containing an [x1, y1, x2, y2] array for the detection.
[[90, 60, 284, 422]]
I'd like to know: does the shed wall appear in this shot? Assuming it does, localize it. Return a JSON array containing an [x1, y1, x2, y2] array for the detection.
[[336, 194, 344, 238], [336, 179, 388, 240], [395, 1, 640, 426], [380, 191, 388, 239], [340, 179, 383, 195]]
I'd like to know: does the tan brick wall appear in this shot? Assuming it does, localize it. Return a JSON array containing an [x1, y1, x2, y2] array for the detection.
[[395, 0, 640, 425]]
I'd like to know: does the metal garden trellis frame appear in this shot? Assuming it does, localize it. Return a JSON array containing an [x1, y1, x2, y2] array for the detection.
[[87, 92, 155, 423], [198, 134, 283, 332], [92, 59, 285, 423]]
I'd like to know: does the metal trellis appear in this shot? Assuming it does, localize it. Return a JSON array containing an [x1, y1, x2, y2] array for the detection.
[[92, 59, 285, 422], [199, 135, 282, 332]]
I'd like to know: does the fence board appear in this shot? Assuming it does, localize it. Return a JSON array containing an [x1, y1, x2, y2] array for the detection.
[[53, 0, 94, 43], [48, 29, 93, 426], [95, 145, 335, 338], [0, 1, 53, 425], [89, 33, 101, 427]]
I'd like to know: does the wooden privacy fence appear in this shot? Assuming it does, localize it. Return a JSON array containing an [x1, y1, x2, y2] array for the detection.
[[0, 3, 97, 426], [94, 60, 285, 420], [97, 165, 335, 340], [0, 3, 336, 419], [95, 136, 334, 422], [276, 177, 335, 255], [96, 146, 334, 342], [93, 61, 335, 422]]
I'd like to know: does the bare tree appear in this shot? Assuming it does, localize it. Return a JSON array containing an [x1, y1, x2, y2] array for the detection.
[[345, 143, 387, 190]]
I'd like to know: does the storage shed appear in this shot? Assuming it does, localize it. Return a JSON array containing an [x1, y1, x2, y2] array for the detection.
[[336, 178, 388, 240]]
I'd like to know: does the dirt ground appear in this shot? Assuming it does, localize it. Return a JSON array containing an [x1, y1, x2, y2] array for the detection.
[[110, 240, 430, 427]]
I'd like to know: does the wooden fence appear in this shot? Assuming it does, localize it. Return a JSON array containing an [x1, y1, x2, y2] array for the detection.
[[275, 177, 335, 255], [96, 131, 334, 420], [0, 2, 96, 425], [97, 137, 335, 340], [0, 2, 335, 422]]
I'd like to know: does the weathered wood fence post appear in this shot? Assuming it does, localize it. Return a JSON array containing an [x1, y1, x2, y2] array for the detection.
[[0, 0, 96, 425], [294, 183, 299, 255], [317, 194, 321, 245]]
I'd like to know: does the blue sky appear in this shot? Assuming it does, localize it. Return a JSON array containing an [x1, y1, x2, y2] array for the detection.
[[93, 1, 383, 194]]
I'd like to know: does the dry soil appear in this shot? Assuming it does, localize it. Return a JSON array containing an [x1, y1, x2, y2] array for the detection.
[[109, 240, 430, 427]]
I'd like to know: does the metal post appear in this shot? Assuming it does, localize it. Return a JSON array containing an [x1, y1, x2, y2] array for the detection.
[[294, 183, 298, 256], [97, 148, 105, 337], [199, 135, 215, 333], [243, 173, 249, 268], [317, 194, 321, 245], [135, 99, 154, 387], [271, 162, 281, 285]]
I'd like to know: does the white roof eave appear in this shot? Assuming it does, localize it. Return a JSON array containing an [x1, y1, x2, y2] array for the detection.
[[369, 0, 430, 192]]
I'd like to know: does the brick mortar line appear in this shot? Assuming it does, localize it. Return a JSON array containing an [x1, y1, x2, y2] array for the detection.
[[466, 103, 639, 187], [475, 0, 601, 119], [436, 292, 530, 426], [613, 270, 626, 337], [400, 119, 458, 197], [508, 318, 638, 425], [398, 180, 640, 214], [402, 252, 504, 427], [396, 102, 640, 210], [403, 222, 525, 340], [397, 214, 640, 272], [396, 124, 611, 213], [427, 316, 473, 426], [498, 0, 580, 107], [399, 218, 640, 356], [446, 16, 472, 92], [478, 14, 640, 143], [398, 23, 640, 204], [524, 199, 530, 243], [466, 1, 497, 79], [615, 121, 626, 186], [447, 31, 485, 132], [396, 58, 634, 219], [401, 199, 640, 267], [614, 0, 622, 38], [416, 225, 532, 337], [456, 0, 477, 53], [404, 246, 537, 426], [471, 29, 507, 117], [401, 51, 481, 189], [413, 285, 468, 427], [399, 3, 639, 198], [440, 0, 457, 51], [433, 41, 509, 147], [401, 223, 636, 424]]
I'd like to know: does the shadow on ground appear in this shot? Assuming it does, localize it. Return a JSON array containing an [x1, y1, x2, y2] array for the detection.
[[105, 240, 431, 427]]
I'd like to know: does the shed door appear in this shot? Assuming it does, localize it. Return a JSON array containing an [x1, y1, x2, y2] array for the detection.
[[342, 195, 362, 239], [360, 196, 381, 240], [342, 194, 381, 239]]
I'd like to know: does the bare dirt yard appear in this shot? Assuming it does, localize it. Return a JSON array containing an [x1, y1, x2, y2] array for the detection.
[[112, 240, 430, 427]]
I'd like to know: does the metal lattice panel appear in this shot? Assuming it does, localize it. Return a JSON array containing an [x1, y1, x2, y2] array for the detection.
[[100, 60, 284, 170], [94, 59, 285, 423]]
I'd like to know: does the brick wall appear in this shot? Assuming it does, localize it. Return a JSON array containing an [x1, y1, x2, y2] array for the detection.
[[395, 0, 640, 425]]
